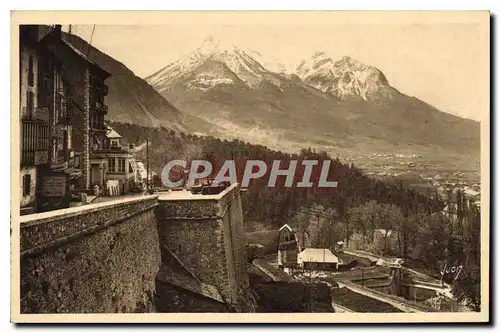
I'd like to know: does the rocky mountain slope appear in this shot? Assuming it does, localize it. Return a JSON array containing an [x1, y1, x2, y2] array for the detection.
[[62, 32, 215, 133], [296, 52, 395, 101], [146, 37, 479, 159]]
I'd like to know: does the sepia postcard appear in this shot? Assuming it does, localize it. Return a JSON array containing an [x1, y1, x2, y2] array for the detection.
[[10, 11, 490, 323]]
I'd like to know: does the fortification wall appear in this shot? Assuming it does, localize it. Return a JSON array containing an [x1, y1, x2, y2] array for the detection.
[[19, 195, 161, 313], [155, 185, 256, 312]]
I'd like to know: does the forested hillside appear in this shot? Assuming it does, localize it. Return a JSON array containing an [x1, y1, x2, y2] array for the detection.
[[109, 121, 443, 226], [110, 121, 480, 311]]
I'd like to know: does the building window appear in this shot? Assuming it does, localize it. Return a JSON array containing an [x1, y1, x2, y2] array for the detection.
[[22, 174, 31, 196], [52, 138, 59, 162], [63, 130, 68, 159], [37, 57, 51, 108], [36, 123, 49, 151], [54, 93, 61, 124], [118, 158, 125, 173], [108, 158, 116, 172], [60, 94, 65, 121], [28, 55, 34, 87], [26, 90, 34, 119]]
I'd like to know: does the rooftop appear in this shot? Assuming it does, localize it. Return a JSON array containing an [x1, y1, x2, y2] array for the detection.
[[105, 124, 122, 139], [54, 34, 111, 78], [279, 224, 293, 232], [298, 248, 339, 264]]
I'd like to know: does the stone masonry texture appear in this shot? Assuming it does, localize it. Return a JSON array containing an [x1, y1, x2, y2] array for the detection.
[[155, 280, 235, 313], [155, 185, 257, 311], [20, 196, 161, 313], [19, 185, 257, 313]]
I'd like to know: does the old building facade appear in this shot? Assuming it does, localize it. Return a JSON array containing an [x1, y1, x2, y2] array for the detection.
[[97, 124, 139, 195], [19, 25, 74, 214], [19, 25, 112, 214]]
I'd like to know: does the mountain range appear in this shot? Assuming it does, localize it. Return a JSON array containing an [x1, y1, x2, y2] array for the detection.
[[146, 37, 479, 158], [61, 33, 480, 173]]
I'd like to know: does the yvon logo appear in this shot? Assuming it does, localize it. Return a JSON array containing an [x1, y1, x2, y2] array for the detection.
[[440, 263, 464, 283]]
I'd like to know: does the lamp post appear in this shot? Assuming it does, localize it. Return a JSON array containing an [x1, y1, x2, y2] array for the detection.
[[146, 137, 149, 190]]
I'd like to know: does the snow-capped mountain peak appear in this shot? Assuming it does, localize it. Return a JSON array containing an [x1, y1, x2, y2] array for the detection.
[[194, 36, 238, 58], [146, 35, 270, 90], [297, 53, 390, 100], [248, 49, 294, 74]]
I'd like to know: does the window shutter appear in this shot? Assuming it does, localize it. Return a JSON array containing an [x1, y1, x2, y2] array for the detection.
[[23, 174, 31, 196]]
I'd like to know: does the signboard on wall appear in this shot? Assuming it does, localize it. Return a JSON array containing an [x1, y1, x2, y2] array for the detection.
[[38, 171, 71, 213], [42, 175, 67, 197]]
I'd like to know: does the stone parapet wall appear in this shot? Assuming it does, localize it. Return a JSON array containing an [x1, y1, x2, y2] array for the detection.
[[19, 195, 161, 313], [18, 185, 257, 314]]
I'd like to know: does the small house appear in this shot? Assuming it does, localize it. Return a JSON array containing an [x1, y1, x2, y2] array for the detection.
[[98, 124, 139, 195], [297, 248, 339, 271], [278, 224, 295, 249], [277, 224, 313, 268]]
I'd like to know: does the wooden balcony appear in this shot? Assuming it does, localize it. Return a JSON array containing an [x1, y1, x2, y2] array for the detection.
[[90, 123, 107, 133], [21, 120, 49, 166], [50, 157, 68, 170], [91, 82, 108, 95], [90, 104, 108, 115]]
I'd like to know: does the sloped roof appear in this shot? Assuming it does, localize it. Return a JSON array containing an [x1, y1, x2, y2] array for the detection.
[[105, 125, 122, 139], [298, 248, 339, 264], [60, 38, 97, 66], [279, 224, 293, 232], [59, 37, 111, 78], [41, 31, 111, 78]]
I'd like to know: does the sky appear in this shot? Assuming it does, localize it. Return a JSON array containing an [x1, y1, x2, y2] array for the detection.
[[64, 20, 488, 121]]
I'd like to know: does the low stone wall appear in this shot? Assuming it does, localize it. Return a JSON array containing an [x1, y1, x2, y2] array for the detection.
[[19, 195, 161, 314], [254, 282, 334, 312]]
